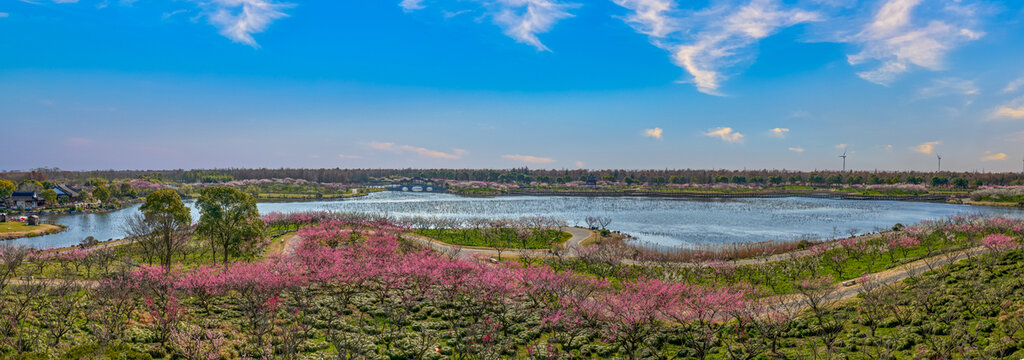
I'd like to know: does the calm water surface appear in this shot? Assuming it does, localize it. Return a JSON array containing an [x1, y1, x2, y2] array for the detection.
[[8, 191, 1023, 249]]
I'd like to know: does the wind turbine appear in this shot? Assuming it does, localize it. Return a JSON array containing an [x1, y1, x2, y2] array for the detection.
[[839, 149, 848, 172], [936, 154, 942, 172]]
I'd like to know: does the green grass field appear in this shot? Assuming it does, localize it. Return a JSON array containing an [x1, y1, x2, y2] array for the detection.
[[0, 222, 47, 233], [414, 228, 572, 249]]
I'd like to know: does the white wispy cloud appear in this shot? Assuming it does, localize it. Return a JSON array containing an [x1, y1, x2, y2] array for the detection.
[[846, 0, 982, 85], [337, 154, 362, 159], [400, 0, 425, 12], [644, 127, 664, 139], [369, 141, 396, 151], [614, 0, 821, 95], [162, 9, 188, 20], [0, 12, 9, 18], [194, 0, 292, 47], [612, 0, 675, 37], [1003, 77, 1024, 94], [705, 127, 744, 142], [911, 141, 940, 154], [768, 127, 789, 137], [981, 151, 1006, 161], [788, 147, 805, 153], [368, 141, 466, 159], [992, 97, 1024, 120], [502, 154, 556, 164], [400, 145, 466, 159], [835, 143, 847, 149], [492, 0, 576, 51], [402, 0, 575, 51], [916, 78, 979, 99], [993, 106, 1024, 119], [575, 161, 585, 169]]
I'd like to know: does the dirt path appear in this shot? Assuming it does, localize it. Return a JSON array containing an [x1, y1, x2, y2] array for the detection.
[[772, 245, 992, 312]]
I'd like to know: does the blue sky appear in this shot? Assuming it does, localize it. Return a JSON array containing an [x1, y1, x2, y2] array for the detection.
[[1, 0, 1023, 172]]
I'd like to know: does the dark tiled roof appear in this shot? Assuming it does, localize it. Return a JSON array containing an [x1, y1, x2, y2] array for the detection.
[[8, 192, 40, 201], [54, 184, 79, 197]]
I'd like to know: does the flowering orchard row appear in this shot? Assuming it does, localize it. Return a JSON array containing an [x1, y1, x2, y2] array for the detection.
[[75, 218, 754, 359], [2, 213, 1022, 358]]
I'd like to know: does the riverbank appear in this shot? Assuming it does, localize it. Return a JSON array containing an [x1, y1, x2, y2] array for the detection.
[[451, 188, 958, 202], [959, 198, 1024, 208]]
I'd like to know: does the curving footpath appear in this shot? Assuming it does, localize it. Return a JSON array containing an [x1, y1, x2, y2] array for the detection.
[[775, 245, 992, 312]]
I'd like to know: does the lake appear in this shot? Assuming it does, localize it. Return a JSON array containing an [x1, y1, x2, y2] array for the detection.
[[7, 191, 1023, 249]]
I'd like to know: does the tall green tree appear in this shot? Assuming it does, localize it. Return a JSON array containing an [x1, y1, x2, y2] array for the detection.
[[40, 189, 58, 205], [140, 190, 192, 270], [93, 185, 111, 203], [120, 183, 135, 198], [0, 179, 14, 199], [195, 186, 265, 265]]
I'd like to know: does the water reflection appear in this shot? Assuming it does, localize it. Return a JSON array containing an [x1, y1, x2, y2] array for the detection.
[[7, 191, 1022, 249]]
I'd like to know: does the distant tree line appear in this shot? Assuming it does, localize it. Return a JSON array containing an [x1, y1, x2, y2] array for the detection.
[[3, 167, 1024, 187]]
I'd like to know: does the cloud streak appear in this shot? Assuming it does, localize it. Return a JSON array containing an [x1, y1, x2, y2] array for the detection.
[[614, 0, 821, 95], [992, 98, 1024, 120], [1003, 77, 1024, 94], [399, 0, 425, 12], [502, 154, 556, 164], [993, 106, 1024, 119], [846, 0, 982, 85], [916, 78, 978, 99], [407, 0, 576, 51], [705, 127, 744, 142], [644, 127, 663, 139], [197, 0, 292, 47], [369, 141, 466, 159], [911, 141, 940, 154], [493, 0, 576, 51], [768, 127, 789, 137], [981, 151, 1006, 161]]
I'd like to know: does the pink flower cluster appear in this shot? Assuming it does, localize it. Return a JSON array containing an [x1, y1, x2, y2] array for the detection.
[[888, 236, 921, 250], [127, 217, 752, 348], [445, 180, 520, 190], [121, 179, 167, 190], [203, 178, 350, 189], [981, 234, 1019, 251]]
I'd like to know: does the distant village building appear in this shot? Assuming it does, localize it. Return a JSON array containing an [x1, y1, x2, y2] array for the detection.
[[53, 184, 80, 201], [0, 213, 7, 222], [27, 215, 40, 226], [4, 192, 45, 209]]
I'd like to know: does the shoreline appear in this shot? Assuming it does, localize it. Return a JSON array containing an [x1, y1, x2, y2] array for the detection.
[[446, 189, 959, 202]]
